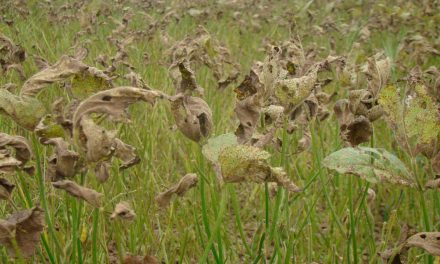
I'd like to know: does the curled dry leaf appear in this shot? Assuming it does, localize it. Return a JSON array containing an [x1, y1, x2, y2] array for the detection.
[[0, 178, 15, 200], [35, 98, 78, 139], [73, 86, 164, 126], [171, 61, 204, 95], [123, 254, 159, 264], [323, 147, 415, 187], [0, 89, 46, 130], [0, 154, 22, 175], [363, 53, 391, 96], [0, 133, 33, 174], [406, 232, 440, 256], [114, 138, 140, 170], [0, 33, 26, 80], [333, 99, 372, 146], [52, 180, 102, 207], [156, 173, 198, 207], [168, 26, 239, 90], [76, 117, 116, 163], [20, 55, 111, 98], [0, 207, 45, 258], [218, 145, 301, 192], [170, 95, 213, 142], [169, 63, 213, 142], [367, 188, 376, 204], [43, 138, 79, 181], [111, 201, 136, 220], [0, 55, 111, 130], [425, 177, 440, 189], [0, 133, 32, 165], [73, 87, 164, 164], [95, 161, 111, 183], [234, 70, 264, 143]]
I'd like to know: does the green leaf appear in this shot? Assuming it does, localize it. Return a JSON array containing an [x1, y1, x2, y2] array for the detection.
[[323, 147, 415, 187], [202, 133, 238, 163]]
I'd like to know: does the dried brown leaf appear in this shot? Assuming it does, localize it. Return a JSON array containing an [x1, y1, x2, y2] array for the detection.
[[21, 55, 111, 98], [156, 173, 198, 208], [43, 138, 79, 181], [111, 202, 136, 220], [0, 207, 45, 258], [0, 133, 32, 165], [95, 161, 111, 183], [0, 178, 14, 200], [52, 180, 102, 207], [123, 255, 159, 264], [170, 95, 213, 142], [114, 138, 140, 170], [406, 232, 440, 256], [73, 86, 165, 126]]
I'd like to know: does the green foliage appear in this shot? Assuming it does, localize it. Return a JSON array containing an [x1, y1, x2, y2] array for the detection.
[[323, 147, 415, 187]]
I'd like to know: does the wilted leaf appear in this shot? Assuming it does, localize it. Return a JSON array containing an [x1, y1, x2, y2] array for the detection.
[[123, 254, 159, 264], [73, 86, 164, 126], [0, 89, 46, 130], [234, 70, 264, 143], [169, 62, 213, 142], [53, 180, 102, 207], [425, 177, 440, 189], [406, 232, 440, 256], [114, 138, 140, 170], [170, 95, 213, 142], [0, 133, 32, 164], [111, 202, 136, 220], [43, 138, 79, 181], [156, 173, 198, 207], [218, 145, 301, 192], [76, 117, 116, 163], [334, 99, 373, 146], [323, 147, 415, 187], [0, 178, 14, 200], [173, 61, 203, 95], [363, 53, 391, 96], [95, 161, 111, 183], [0, 155, 22, 175], [168, 26, 239, 90], [73, 86, 164, 164], [0, 33, 26, 80], [21, 55, 111, 98], [0, 207, 45, 258]]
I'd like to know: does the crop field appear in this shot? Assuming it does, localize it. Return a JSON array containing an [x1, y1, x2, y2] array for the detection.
[[0, 0, 439, 263]]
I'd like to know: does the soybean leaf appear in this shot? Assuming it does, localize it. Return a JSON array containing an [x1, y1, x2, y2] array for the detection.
[[323, 147, 415, 187]]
